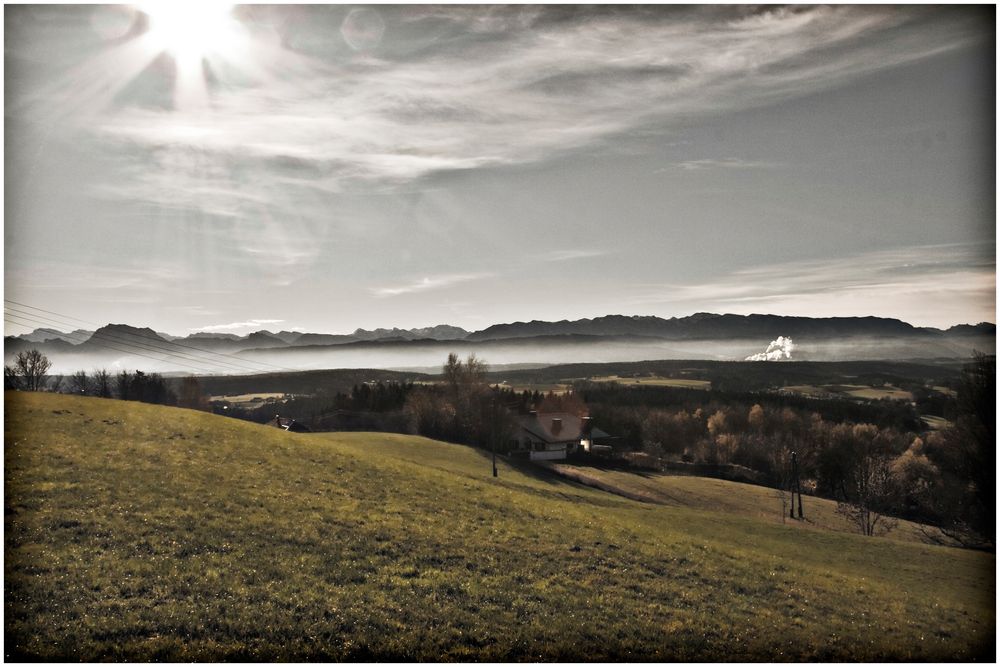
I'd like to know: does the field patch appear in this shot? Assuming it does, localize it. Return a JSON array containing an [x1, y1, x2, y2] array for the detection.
[[492, 381, 573, 394], [589, 375, 712, 389], [838, 384, 914, 401], [780, 383, 914, 402], [209, 392, 292, 406], [779, 384, 834, 398], [920, 415, 954, 430]]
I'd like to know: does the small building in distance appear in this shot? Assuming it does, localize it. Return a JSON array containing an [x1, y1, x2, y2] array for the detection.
[[270, 415, 311, 433], [511, 411, 612, 461]]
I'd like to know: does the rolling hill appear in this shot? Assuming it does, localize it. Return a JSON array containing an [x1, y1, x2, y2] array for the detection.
[[541, 463, 932, 543], [4, 392, 994, 660]]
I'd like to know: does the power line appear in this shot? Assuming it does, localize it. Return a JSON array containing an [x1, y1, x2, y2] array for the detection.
[[6, 307, 260, 374], [5, 298, 295, 372], [4, 299, 299, 374], [5, 315, 216, 374], [5, 312, 228, 374], [5, 307, 265, 374]]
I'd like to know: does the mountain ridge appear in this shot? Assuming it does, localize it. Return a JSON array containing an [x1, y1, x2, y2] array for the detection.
[[463, 313, 994, 342], [10, 314, 995, 354]]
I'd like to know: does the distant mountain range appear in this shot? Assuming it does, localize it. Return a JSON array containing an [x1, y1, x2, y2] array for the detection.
[[6, 323, 473, 353], [4, 314, 994, 372], [465, 313, 995, 341], [7, 314, 995, 354], [14, 327, 96, 344]]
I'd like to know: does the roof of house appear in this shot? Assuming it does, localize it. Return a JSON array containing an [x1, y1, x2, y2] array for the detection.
[[272, 416, 311, 433], [513, 412, 610, 444]]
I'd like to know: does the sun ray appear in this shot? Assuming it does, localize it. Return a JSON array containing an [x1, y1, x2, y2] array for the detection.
[[22, 34, 166, 123]]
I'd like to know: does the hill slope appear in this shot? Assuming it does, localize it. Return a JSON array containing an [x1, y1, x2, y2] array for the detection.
[[542, 463, 931, 542], [5, 392, 994, 661]]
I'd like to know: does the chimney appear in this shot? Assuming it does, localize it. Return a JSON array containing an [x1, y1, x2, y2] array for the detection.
[[581, 416, 593, 437], [551, 417, 562, 436]]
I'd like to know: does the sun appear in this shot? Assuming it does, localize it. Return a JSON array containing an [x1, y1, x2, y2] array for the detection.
[[138, 2, 243, 109], [141, 2, 239, 67]]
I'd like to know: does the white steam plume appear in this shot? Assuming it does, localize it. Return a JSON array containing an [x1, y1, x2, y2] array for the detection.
[[746, 336, 795, 361]]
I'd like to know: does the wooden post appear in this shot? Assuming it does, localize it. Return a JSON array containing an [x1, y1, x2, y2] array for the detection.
[[791, 451, 803, 519], [491, 397, 498, 477]]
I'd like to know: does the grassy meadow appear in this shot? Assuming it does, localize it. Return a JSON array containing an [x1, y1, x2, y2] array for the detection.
[[544, 464, 931, 543], [5, 391, 995, 661]]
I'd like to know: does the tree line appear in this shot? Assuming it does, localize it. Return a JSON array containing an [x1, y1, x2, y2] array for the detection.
[[579, 353, 994, 546], [4, 348, 208, 410]]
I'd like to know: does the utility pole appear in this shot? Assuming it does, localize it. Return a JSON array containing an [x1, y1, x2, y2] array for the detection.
[[791, 450, 803, 519], [491, 396, 498, 477]]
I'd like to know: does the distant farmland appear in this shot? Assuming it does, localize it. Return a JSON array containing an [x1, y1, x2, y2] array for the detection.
[[589, 375, 713, 390]]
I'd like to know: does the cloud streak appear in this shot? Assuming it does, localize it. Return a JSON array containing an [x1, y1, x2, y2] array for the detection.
[[673, 157, 782, 171], [371, 273, 493, 298], [535, 249, 609, 262], [630, 244, 995, 329], [190, 319, 284, 333]]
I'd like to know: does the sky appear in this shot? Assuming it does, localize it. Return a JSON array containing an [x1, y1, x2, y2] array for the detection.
[[4, 4, 996, 336]]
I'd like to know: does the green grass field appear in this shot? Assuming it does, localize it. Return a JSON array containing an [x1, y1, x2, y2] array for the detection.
[[782, 384, 914, 401], [589, 375, 712, 389], [5, 392, 995, 661], [209, 392, 290, 408], [544, 464, 930, 543], [839, 384, 914, 401]]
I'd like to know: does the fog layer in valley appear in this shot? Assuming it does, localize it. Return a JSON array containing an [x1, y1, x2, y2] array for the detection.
[[19, 335, 995, 377]]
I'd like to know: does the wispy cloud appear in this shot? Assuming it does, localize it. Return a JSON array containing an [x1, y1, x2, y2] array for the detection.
[[673, 157, 783, 171], [24, 5, 979, 216], [189, 319, 285, 333], [9, 261, 183, 299], [535, 249, 609, 262], [629, 244, 996, 329], [371, 273, 492, 298]]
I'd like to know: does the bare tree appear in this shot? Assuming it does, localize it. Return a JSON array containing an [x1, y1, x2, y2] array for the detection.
[[443, 352, 464, 394], [4, 364, 22, 390], [835, 445, 899, 537], [93, 369, 113, 398], [115, 370, 132, 400], [442, 352, 491, 437], [178, 376, 208, 410], [771, 445, 793, 523], [69, 370, 90, 395], [7, 349, 52, 391]]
